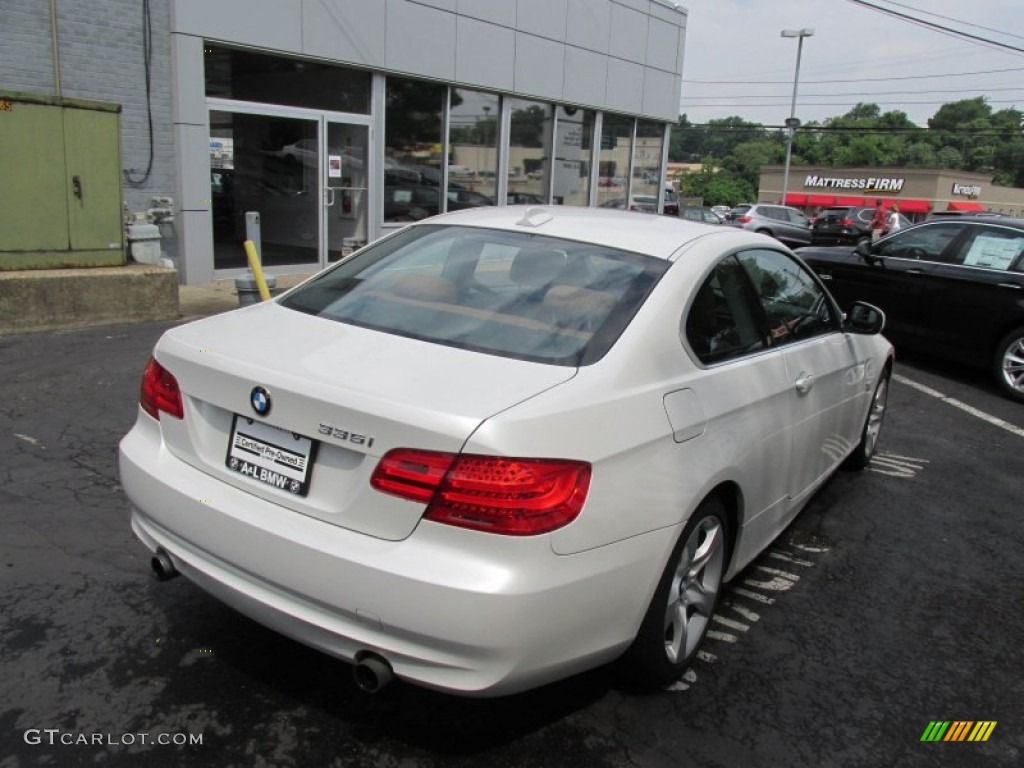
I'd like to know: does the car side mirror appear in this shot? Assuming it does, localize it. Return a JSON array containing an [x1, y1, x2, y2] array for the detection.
[[844, 301, 886, 335], [855, 239, 880, 263]]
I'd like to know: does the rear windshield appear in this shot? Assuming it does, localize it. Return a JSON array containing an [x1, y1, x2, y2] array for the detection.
[[280, 225, 668, 366]]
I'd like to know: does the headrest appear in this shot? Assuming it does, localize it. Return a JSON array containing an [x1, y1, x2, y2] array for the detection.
[[509, 248, 566, 288]]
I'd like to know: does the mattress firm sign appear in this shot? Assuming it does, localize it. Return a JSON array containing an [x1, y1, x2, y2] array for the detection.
[[952, 182, 983, 197], [804, 175, 905, 193]]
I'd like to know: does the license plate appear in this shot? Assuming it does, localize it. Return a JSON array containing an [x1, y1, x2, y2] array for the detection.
[[226, 416, 316, 496]]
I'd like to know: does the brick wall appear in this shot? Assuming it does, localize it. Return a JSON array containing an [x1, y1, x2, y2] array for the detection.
[[0, 0, 179, 263]]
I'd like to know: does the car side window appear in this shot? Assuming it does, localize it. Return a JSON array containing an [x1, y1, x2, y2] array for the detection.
[[684, 258, 768, 364], [735, 249, 840, 346], [787, 209, 809, 226], [953, 226, 1024, 271], [876, 223, 963, 262]]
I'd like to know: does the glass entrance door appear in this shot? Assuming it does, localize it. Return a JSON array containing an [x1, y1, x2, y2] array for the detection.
[[210, 110, 321, 270], [324, 122, 369, 263]]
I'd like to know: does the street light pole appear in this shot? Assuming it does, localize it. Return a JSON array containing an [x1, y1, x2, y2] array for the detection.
[[780, 28, 814, 206]]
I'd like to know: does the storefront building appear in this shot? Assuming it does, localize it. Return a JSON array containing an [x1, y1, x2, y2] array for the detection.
[[1, 1, 688, 284], [759, 166, 1024, 221]]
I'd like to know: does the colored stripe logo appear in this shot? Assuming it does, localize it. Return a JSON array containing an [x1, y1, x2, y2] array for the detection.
[[921, 721, 997, 742]]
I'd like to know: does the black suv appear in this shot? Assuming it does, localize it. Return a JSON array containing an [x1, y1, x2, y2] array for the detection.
[[811, 206, 911, 246]]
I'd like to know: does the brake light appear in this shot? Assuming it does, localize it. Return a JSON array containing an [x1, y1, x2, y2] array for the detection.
[[371, 449, 591, 535], [842, 217, 854, 227], [140, 357, 183, 420], [738, 215, 753, 224]]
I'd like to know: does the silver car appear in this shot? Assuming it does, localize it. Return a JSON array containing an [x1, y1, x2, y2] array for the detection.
[[726, 203, 812, 248]]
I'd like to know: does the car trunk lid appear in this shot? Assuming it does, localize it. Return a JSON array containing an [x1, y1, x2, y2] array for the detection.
[[149, 303, 576, 540]]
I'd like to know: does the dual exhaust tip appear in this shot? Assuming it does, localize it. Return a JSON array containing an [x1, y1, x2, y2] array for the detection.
[[149, 547, 395, 694]]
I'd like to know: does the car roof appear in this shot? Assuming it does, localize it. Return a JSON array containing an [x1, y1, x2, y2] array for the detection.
[[413, 205, 754, 260]]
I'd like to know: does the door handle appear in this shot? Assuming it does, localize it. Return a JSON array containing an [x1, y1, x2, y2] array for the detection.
[[905, 268, 924, 275], [325, 187, 336, 207], [997, 282, 1021, 290], [72, 175, 83, 201], [794, 373, 815, 395]]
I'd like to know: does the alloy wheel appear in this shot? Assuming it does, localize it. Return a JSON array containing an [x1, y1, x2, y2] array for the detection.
[[664, 515, 726, 663]]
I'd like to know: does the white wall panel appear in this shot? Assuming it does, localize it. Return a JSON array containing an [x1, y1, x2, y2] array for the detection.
[[303, 0, 386, 67], [456, 18, 515, 91], [173, 0, 303, 50], [517, 0, 567, 41], [563, 46, 607, 107], [172, 34, 206, 125], [566, 0, 610, 52], [415, 0, 458, 10], [385, 0, 457, 80], [608, 3, 648, 64], [458, 0, 516, 26], [645, 18, 678, 71], [514, 33, 566, 101], [605, 58, 644, 114], [642, 66, 677, 118]]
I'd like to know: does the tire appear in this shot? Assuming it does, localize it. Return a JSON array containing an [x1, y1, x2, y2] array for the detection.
[[993, 327, 1024, 403], [618, 496, 730, 690], [843, 367, 890, 470]]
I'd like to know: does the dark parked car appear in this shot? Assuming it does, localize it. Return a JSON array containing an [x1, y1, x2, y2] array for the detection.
[[797, 216, 1024, 401], [811, 206, 912, 246], [725, 204, 812, 247]]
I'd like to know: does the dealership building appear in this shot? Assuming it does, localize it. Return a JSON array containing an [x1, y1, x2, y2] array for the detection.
[[759, 165, 1024, 220], [2, 0, 688, 285]]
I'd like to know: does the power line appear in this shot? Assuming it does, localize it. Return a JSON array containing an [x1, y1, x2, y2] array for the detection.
[[845, 0, 1024, 55], [683, 87, 1024, 100], [877, 0, 1024, 42], [682, 66, 1024, 86], [681, 99, 1024, 107]]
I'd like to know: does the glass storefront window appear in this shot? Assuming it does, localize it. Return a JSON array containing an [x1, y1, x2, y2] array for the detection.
[[448, 89, 499, 210], [597, 115, 635, 209], [205, 45, 370, 114], [384, 77, 446, 223], [553, 107, 594, 206], [632, 120, 665, 206], [507, 98, 553, 205], [209, 110, 320, 270]]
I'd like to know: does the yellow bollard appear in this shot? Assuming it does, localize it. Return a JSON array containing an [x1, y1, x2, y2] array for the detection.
[[243, 240, 272, 302]]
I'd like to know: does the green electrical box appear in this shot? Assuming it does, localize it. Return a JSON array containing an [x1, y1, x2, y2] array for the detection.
[[0, 90, 125, 270]]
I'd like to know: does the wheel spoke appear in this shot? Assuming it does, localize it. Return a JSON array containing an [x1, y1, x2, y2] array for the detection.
[[662, 515, 725, 664]]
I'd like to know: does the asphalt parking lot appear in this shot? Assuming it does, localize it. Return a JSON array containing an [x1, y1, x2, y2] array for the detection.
[[1, 319, 1021, 768]]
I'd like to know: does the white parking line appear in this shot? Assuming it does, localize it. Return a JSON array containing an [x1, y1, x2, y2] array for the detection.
[[894, 373, 1024, 439]]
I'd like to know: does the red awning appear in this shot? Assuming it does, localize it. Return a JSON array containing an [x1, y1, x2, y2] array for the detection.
[[835, 196, 865, 206], [895, 198, 931, 214], [806, 194, 836, 206], [947, 201, 985, 212], [784, 193, 808, 206]]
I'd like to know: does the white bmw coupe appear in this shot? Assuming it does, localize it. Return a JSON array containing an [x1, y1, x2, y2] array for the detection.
[[119, 205, 892, 697]]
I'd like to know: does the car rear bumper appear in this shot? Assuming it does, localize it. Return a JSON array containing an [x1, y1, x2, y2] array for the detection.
[[119, 415, 673, 696]]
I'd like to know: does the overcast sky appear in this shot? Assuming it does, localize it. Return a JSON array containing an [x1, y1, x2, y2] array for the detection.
[[678, 0, 1024, 127]]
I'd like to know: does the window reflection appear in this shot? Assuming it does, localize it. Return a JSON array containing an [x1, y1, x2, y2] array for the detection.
[[210, 110, 319, 270], [553, 107, 594, 206], [448, 89, 498, 209], [384, 77, 446, 222], [204, 45, 370, 114], [632, 120, 664, 205], [507, 99, 553, 205], [597, 115, 635, 209]]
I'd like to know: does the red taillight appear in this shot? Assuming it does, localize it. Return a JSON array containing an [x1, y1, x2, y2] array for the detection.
[[738, 215, 753, 224], [842, 217, 854, 227], [140, 357, 183, 420], [371, 449, 591, 535]]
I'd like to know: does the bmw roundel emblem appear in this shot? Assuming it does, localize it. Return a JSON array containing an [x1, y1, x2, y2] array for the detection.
[[250, 386, 271, 416]]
